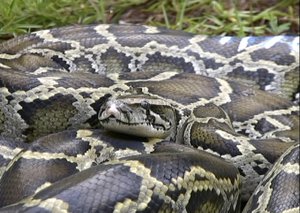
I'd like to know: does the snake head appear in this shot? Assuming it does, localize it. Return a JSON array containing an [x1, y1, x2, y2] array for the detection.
[[98, 94, 177, 138]]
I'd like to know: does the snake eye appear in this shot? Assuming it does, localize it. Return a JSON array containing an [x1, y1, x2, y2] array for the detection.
[[141, 100, 151, 110]]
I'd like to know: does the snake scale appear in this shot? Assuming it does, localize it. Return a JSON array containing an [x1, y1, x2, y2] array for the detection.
[[0, 24, 299, 213]]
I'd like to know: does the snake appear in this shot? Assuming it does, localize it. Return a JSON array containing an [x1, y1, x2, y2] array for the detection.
[[0, 24, 299, 213]]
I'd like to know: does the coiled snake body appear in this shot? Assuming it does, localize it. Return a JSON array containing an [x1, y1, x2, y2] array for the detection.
[[0, 24, 299, 212]]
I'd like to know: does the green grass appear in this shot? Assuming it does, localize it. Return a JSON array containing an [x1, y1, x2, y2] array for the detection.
[[0, 0, 299, 41]]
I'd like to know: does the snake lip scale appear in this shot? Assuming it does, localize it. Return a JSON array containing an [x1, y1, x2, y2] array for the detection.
[[0, 24, 299, 213]]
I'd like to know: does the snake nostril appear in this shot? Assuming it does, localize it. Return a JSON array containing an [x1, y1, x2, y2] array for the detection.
[[102, 104, 122, 119], [108, 114, 117, 119]]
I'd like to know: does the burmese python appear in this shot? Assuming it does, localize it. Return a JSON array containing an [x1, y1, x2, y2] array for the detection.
[[0, 24, 299, 212]]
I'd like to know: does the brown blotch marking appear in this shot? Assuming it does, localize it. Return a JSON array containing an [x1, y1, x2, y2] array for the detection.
[[0, 68, 42, 92], [30, 130, 91, 157], [0, 34, 44, 54], [49, 24, 101, 41], [251, 139, 293, 163], [142, 52, 195, 72], [120, 71, 162, 80], [99, 48, 133, 73], [271, 114, 299, 142], [0, 54, 60, 72], [198, 37, 242, 58], [250, 43, 295, 66], [128, 73, 221, 105], [19, 94, 78, 142], [193, 103, 228, 119], [186, 190, 225, 213], [53, 72, 114, 89], [190, 122, 242, 157], [0, 158, 78, 207], [221, 81, 293, 122]]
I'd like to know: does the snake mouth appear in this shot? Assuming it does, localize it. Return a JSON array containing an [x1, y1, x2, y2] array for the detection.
[[101, 116, 167, 129], [99, 117, 169, 138]]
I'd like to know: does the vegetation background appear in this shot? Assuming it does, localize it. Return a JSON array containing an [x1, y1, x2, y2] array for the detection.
[[0, 0, 299, 41]]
